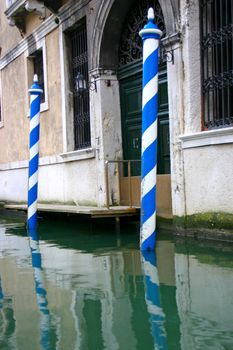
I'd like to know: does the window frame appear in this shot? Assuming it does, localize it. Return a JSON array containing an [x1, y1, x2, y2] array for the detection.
[[200, 0, 233, 130], [26, 38, 48, 113], [67, 20, 91, 151]]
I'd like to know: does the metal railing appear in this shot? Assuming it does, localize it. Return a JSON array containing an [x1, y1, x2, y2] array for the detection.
[[105, 160, 141, 209]]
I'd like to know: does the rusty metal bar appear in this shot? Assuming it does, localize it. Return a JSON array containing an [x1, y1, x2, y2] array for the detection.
[[105, 161, 110, 209], [128, 161, 132, 208], [116, 162, 121, 205], [104, 159, 141, 209]]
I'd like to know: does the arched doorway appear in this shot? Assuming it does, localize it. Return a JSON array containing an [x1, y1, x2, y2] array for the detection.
[[117, 0, 172, 216], [118, 0, 170, 176]]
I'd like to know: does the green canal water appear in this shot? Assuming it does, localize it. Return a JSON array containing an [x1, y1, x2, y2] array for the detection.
[[0, 213, 233, 350]]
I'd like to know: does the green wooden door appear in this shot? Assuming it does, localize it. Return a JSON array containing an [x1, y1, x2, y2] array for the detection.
[[120, 74, 142, 176], [120, 64, 170, 176]]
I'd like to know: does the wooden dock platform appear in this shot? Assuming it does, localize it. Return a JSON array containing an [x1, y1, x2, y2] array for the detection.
[[4, 203, 140, 218]]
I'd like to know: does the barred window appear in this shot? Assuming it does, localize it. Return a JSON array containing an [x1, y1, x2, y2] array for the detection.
[[27, 40, 48, 111], [201, 0, 233, 129], [69, 22, 91, 150], [33, 49, 45, 103]]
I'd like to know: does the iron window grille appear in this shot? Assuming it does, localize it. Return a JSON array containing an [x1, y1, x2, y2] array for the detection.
[[33, 49, 45, 103], [119, 0, 166, 67], [70, 22, 91, 150], [201, 0, 233, 129]]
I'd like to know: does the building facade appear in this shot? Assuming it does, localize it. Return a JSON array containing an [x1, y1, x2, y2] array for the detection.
[[0, 0, 233, 226]]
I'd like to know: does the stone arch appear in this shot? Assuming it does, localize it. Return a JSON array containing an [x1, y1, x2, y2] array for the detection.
[[91, 0, 179, 70]]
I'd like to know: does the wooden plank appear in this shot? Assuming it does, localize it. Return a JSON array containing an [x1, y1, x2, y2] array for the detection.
[[120, 174, 172, 218], [4, 203, 140, 218]]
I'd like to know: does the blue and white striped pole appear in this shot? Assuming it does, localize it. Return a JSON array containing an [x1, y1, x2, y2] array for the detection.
[[139, 8, 162, 251], [29, 230, 50, 350], [141, 251, 167, 349], [0, 277, 3, 309], [27, 75, 43, 230]]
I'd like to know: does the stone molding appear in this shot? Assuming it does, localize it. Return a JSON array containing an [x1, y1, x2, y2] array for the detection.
[[4, 0, 26, 17], [162, 32, 182, 48], [180, 127, 233, 149], [0, 148, 96, 171], [89, 68, 117, 80]]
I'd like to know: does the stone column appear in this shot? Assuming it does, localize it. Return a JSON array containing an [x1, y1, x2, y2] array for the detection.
[[89, 68, 123, 207], [163, 33, 187, 220]]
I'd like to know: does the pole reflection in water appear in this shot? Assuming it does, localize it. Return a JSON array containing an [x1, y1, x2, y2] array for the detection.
[[141, 251, 168, 350], [28, 229, 50, 350], [0, 276, 16, 349], [0, 277, 3, 309]]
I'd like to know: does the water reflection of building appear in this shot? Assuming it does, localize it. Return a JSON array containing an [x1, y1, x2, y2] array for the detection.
[[0, 275, 17, 350], [0, 227, 179, 350], [1, 222, 233, 350], [175, 241, 233, 350], [0, 227, 41, 349]]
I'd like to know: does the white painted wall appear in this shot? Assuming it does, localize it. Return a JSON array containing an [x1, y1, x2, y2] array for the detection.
[[0, 156, 99, 206], [182, 142, 233, 215], [0, 167, 27, 203]]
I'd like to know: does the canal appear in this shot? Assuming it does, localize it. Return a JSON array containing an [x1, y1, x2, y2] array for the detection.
[[0, 212, 233, 350]]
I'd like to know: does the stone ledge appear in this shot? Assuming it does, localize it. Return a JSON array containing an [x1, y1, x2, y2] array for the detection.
[[180, 127, 233, 149], [0, 149, 96, 171], [59, 148, 95, 162]]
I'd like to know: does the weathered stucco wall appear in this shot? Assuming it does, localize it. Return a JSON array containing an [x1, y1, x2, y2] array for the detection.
[[0, 55, 29, 163], [25, 11, 48, 35], [0, 26, 63, 164], [0, 2, 22, 56], [183, 143, 233, 215], [39, 28, 63, 157], [0, 158, 98, 205]]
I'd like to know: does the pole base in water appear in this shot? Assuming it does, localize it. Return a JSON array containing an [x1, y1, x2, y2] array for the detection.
[[140, 230, 156, 251], [27, 212, 38, 231]]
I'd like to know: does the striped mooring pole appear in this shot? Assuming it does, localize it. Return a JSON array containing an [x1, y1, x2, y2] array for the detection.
[[139, 8, 162, 251], [27, 74, 43, 230], [29, 230, 50, 349], [141, 251, 167, 349]]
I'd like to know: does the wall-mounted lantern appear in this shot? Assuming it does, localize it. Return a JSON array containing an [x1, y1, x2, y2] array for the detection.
[[75, 72, 97, 94]]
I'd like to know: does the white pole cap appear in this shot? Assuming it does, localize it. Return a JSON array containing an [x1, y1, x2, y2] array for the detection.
[[33, 74, 38, 83], [148, 7, 155, 20]]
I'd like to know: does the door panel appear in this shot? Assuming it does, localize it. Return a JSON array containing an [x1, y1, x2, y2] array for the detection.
[[120, 76, 142, 176], [120, 66, 170, 176], [157, 68, 170, 174]]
